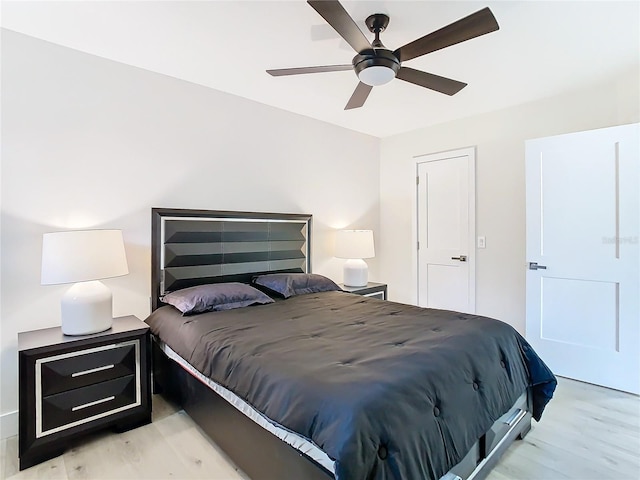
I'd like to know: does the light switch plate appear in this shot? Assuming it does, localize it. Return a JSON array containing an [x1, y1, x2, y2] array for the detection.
[[477, 236, 486, 249]]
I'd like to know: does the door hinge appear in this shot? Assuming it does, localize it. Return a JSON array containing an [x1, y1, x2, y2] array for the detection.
[[417, 241, 420, 250], [416, 176, 419, 185]]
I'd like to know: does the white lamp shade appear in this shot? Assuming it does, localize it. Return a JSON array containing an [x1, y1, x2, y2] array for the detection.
[[41, 229, 129, 285], [335, 230, 375, 259]]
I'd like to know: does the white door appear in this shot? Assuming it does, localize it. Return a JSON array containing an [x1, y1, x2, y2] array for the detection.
[[416, 147, 475, 313], [526, 123, 639, 394]]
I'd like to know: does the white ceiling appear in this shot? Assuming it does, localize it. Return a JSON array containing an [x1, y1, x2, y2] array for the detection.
[[2, 1, 639, 137]]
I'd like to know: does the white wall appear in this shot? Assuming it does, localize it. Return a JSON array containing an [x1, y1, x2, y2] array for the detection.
[[0, 30, 380, 436], [380, 65, 640, 334]]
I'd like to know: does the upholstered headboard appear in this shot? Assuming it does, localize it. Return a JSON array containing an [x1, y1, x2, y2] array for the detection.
[[151, 208, 312, 311]]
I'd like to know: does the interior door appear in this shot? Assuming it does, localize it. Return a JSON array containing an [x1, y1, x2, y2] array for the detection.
[[416, 148, 475, 313], [525, 123, 639, 394]]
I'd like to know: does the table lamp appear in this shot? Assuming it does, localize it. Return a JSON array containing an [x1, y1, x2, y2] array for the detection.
[[41, 229, 129, 336], [335, 229, 375, 287]]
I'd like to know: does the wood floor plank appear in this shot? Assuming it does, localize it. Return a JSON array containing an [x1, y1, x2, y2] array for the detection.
[[62, 431, 139, 480], [65, 423, 202, 480], [153, 409, 246, 479]]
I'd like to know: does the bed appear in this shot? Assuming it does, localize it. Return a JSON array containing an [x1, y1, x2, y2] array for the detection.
[[146, 208, 556, 480]]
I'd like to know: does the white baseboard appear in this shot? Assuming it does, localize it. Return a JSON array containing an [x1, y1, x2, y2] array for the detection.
[[1, 410, 18, 439]]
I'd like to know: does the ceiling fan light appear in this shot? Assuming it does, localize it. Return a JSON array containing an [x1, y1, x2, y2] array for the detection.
[[358, 66, 396, 86], [352, 49, 400, 87]]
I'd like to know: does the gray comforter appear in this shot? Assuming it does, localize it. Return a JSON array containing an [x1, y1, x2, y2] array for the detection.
[[146, 291, 555, 480]]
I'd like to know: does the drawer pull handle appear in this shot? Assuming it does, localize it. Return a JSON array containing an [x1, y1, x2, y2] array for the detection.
[[72, 396, 115, 412], [72, 364, 115, 377], [503, 408, 526, 427]]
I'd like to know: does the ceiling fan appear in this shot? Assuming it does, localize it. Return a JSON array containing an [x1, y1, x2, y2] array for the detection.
[[267, 1, 499, 110]]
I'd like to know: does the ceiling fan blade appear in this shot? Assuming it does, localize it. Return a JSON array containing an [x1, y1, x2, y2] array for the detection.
[[267, 65, 353, 76], [396, 67, 467, 96], [344, 82, 373, 110], [394, 7, 499, 62], [308, 0, 372, 53]]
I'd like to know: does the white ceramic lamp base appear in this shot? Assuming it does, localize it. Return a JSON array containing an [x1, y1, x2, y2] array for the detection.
[[61, 280, 113, 335], [343, 259, 369, 287]]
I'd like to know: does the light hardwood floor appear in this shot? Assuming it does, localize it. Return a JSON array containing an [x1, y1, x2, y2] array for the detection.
[[2, 377, 639, 479]]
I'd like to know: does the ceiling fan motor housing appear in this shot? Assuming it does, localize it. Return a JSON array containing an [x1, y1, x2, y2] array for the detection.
[[353, 14, 399, 86]]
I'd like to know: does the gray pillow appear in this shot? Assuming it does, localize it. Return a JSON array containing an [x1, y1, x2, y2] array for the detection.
[[161, 282, 274, 315], [252, 273, 341, 299]]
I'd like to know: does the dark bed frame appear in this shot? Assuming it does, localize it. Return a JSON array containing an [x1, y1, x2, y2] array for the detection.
[[149, 207, 532, 480]]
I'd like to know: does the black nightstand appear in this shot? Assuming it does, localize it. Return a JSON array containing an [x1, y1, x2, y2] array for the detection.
[[339, 282, 387, 300], [18, 315, 151, 470]]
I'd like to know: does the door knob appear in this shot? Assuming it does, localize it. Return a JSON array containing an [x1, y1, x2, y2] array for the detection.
[[528, 262, 547, 270], [451, 255, 467, 262]]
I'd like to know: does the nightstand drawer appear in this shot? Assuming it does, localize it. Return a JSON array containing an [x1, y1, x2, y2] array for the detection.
[[39, 375, 138, 436], [40, 342, 136, 396]]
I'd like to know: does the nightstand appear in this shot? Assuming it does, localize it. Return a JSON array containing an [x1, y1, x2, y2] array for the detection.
[[18, 315, 151, 470], [339, 282, 387, 300]]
